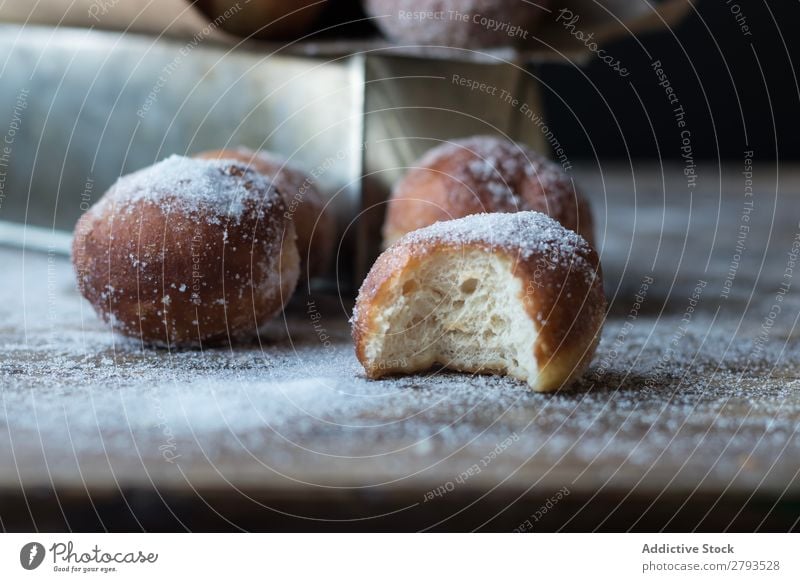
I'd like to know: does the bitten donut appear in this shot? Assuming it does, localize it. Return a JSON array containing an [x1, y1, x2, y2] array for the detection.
[[364, 0, 549, 48], [382, 135, 594, 248], [195, 147, 334, 278], [72, 155, 300, 347], [353, 211, 605, 392]]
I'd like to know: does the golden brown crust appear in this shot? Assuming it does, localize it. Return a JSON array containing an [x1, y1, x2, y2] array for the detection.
[[72, 158, 299, 347], [195, 148, 334, 278], [354, 212, 605, 391], [382, 136, 594, 248]]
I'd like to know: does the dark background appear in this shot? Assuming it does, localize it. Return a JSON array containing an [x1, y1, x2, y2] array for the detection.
[[538, 0, 799, 162]]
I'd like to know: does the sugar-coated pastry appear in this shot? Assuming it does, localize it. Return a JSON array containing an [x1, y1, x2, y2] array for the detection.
[[364, 0, 550, 48], [194, 0, 327, 40], [353, 211, 605, 392], [195, 147, 334, 278], [72, 155, 299, 347], [382, 135, 594, 248]]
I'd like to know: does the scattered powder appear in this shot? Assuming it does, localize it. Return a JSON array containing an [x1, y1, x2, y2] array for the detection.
[[366, 0, 546, 49]]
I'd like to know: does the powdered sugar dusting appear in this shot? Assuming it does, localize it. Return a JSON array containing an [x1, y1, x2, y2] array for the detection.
[[5, 163, 800, 527], [400, 211, 590, 264], [415, 135, 571, 209]]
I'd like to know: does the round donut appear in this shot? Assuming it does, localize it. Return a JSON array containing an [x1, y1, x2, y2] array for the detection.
[[382, 135, 594, 248], [364, 0, 550, 49], [195, 148, 334, 279], [353, 211, 605, 392], [194, 0, 327, 40], [72, 155, 300, 347]]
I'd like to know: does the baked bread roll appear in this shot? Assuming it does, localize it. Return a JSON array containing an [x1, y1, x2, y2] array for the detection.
[[195, 147, 334, 279], [353, 211, 605, 392], [382, 135, 594, 248], [72, 155, 299, 347], [364, 0, 550, 48]]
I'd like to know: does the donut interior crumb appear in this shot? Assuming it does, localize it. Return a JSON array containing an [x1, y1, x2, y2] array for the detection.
[[361, 248, 540, 387]]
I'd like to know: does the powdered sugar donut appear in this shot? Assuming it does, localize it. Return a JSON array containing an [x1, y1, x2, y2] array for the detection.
[[195, 147, 334, 279], [354, 211, 605, 392], [364, 0, 550, 49], [72, 155, 300, 347], [382, 135, 594, 248]]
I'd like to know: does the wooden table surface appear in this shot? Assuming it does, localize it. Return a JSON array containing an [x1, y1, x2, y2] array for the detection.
[[2, 163, 799, 532]]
